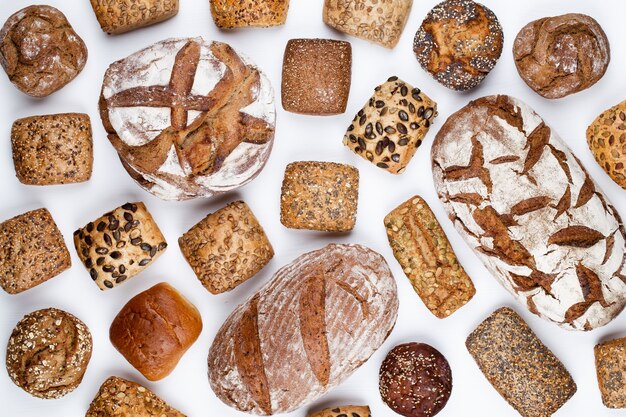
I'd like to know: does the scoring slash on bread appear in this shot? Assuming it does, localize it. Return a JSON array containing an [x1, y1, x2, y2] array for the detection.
[[432, 95, 626, 330], [99, 37, 275, 201], [208, 244, 398, 415]]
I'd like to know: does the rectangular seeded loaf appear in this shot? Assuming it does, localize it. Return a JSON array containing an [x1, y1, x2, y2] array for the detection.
[[207, 244, 398, 415], [432, 95, 626, 330]]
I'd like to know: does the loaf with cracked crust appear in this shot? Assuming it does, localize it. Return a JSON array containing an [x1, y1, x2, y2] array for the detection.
[[210, 0, 289, 28], [109, 282, 202, 381], [90, 0, 179, 34], [208, 244, 398, 415], [432, 95, 626, 330]]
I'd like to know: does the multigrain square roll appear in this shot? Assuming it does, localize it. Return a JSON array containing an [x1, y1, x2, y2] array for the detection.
[[282, 39, 352, 115], [11, 113, 93, 185], [384, 196, 475, 318], [308, 406, 371, 417], [210, 0, 289, 28], [87, 376, 186, 416], [343, 77, 437, 174], [178, 201, 274, 294], [0, 208, 70, 294], [73, 202, 167, 290], [595, 337, 626, 408], [280, 161, 359, 232], [466, 307, 576, 417], [89, 0, 179, 34]]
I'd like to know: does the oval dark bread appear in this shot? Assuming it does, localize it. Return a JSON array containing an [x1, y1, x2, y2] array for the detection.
[[207, 244, 399, 415], [432, 95, 626, 330]]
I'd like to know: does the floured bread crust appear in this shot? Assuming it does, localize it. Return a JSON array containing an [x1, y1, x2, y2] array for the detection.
[[99, 37, 275, 201], [432, 95, 626, 330]]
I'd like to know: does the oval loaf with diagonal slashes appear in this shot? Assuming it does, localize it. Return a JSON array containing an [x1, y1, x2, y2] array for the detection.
[[207, 244, 399, 415], [432, 95, 626, 330]]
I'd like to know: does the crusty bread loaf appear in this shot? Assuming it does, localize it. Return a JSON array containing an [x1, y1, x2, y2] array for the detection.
[[90, 0, 179, 35], [208, 244, 398, 415], [432, 95, 626, 330]]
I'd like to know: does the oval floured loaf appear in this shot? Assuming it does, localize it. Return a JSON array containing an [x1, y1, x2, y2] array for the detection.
[[208, 243, 399, 415], [99, 37, 275, 201], [432, 95, 626, 330]]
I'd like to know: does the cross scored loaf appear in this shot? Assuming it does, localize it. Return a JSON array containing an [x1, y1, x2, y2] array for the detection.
[[99, 37, 275, 200], [432, 95, 626, 330]]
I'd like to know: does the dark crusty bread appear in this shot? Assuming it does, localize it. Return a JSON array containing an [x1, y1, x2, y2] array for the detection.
[[0, 208, 70, 294], [594, 337, 626, 408], [208, 244, 398, 415], [308, 405, 371, 417], [110, 282, 202, 381], [6, 308, 92, 399], [281, 39, 352, 115], [0, 5, 87, 97], [90, 0, 179, 35], [11, 113, 93, 185], [178, 200, 274, 294], [86, 376, 186, 416], [210, 0, 289, 29], [466, 307, 576, 417]]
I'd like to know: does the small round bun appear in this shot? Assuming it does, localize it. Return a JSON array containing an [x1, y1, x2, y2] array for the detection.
[[5, 308, 93, 399], [379, 342, 452, 417], [413, 0, 503, 91]]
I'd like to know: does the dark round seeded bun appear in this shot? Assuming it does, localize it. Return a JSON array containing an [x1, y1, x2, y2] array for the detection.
[[379, 342, 452, 417]]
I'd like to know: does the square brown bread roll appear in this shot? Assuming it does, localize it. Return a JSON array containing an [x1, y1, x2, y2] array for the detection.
[[323, 0, 413, 48], [87, 376, 186, 416], [109, 282, 202, 381], [89, 0, 179, 34], [280, 161, 359, 232], [384, 195, 475, 318], [179, 201, 274, 294], [282, 39, 352, 115], [344, 77, 437, 174], [466, 307, 576, 417], [210, 0, 289, 28], [0, 208, 70, 294], [308, 405, 371, 417], [595, 337, 626, 408], [73, 202, 167, 290], [11, 113, 93, 185]]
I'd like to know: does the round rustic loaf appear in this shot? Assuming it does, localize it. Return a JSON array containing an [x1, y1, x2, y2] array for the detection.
[[513, 13, 610, 99], [413, 0, 503, 91], [379, 343, 452, 417], [208, 244, 398, 415], [5, 308, 92, 399], [0, 5, 87, 97], [431, 95, 626, 330], [99, 37, 275, 201], [587, 100, 626, 189]]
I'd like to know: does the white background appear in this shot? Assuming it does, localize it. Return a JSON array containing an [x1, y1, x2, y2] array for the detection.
[[1, 0, 626, 416]]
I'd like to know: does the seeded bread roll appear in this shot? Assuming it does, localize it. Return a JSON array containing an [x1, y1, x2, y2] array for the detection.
[[86, 376, 186, 417], [344, 76, 437, 174], [210, 0, 289, 29], [0, 5, 87, 97], [587, 100, 626, 189], [282, 39, 352, 115], [308, 405, 371, 417], [379, 343, 452, 417], [11, 113, 93, 185], [110, 282, 203, 381], [513, 14, 610, 99], [323, 0, 412, 48], [384, 196, 475, 318], [466, 307, 576, 417], [280, 161, 359, 232], [179, 201, 274, 294], [6, 308, 92, 399], [594, 337, 626, 408], [90, 0, 179, 35], [413, 0, 503, 91], [0, 208, 70, 294], [73, 202, 167, 290]]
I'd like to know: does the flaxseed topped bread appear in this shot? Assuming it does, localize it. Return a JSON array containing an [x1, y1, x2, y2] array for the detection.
[[99, 37, 275, 200]]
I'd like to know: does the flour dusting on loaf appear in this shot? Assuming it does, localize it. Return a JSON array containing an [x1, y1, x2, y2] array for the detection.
[[432, 95, 626, 330]]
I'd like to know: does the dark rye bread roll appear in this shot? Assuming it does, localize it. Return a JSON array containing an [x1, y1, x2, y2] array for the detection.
[[208, 244, 398, 415], [432, 95, 626, 330]]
